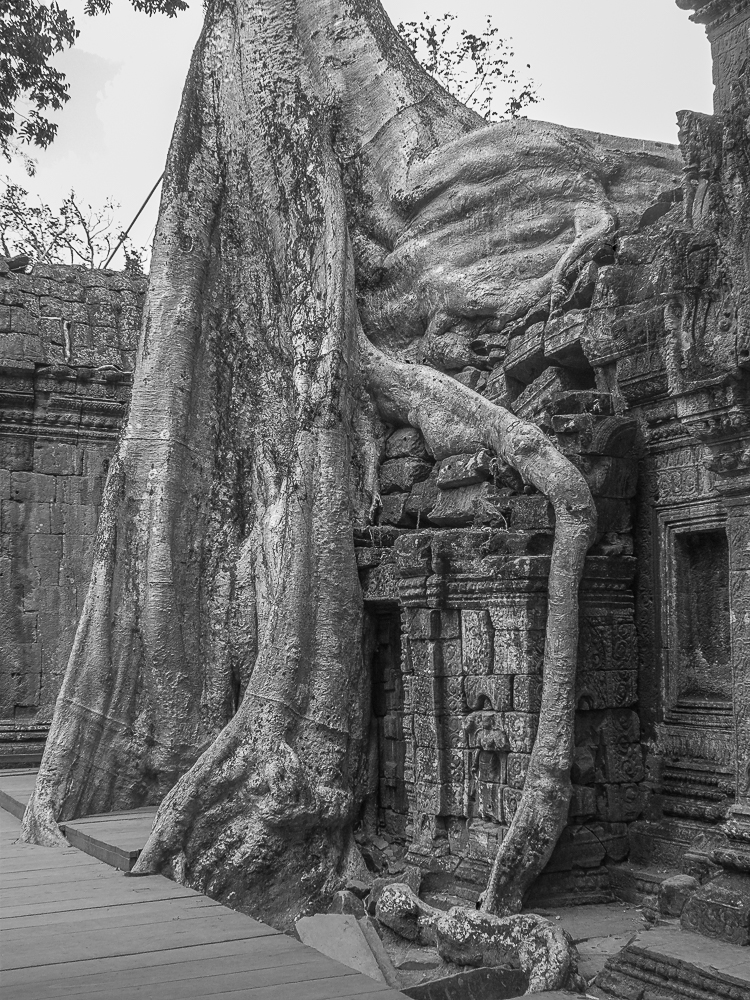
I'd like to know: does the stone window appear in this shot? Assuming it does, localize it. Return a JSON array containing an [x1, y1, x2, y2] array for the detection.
[[661, 514, 733, 724], [673, 528, 732, 707]]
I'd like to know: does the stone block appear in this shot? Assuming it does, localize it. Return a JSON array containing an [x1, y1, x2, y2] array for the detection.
[[329, 890, 366, 918], [681, 872, 750, 945], [428, 482, 509, 528], [492, 625, 546, 675], [437, 451, 493, 489], [2, 500, 51, 534], [0, 435, 33, 472], [476, 780, 504, 822], [575, 708, 640, 746], [597, 783, 644, 823], [403, 608, 436, 640], [513, 365, 582, 419], [658, 874, 699, 917], [576, 454, 638, 499], [463, 711, 509, 751], [467, 819, 505, 860], [434, 639, 462, 677], [28, 535, 63, 585], [572, 746, 596, 785], [504, 494, 554, 530], [546, 825, 607, 873], [502, 785, 523, 822], [385, 427, 430, 460], [33, 441, 83, 477], [416, 780, 464, 816], [512, 673, 543, 713], [409, 673, 439, 714], [414, 714, 464, 749], [474, 749, 506, 785], [463, 674, 512, 712], [403, 965, 527, 1000], [596, 742, 645, 784], [379, 457, 432, 494], [10, 305, 37, 335], [595, 496, 633, 533], [10, 472, 56, 504], [577, 669, 638, 710], [461, 610, 493, 674], [505, 712, 537, 753], [295, 914, 387, 983], [569, 785, 597, 819], [507, 752, 530, 789], [437, 610, 460, 639], [378, 492, 415, 527], [405, 468, 440, 522]]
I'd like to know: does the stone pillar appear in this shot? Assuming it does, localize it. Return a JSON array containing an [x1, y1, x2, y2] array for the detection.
[[677, 0, 750, 115], [681, 471, 750, 943]]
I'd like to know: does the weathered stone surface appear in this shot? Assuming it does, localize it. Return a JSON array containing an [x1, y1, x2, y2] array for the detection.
[[329, 889, 367, 917], [436, 451, 493, 490], [386, 427, 430, 460], [376, 884, 582, 992], [380, 457, 433, 494], [402, 964, 528, 1000], [658, 874, 699, 917], [379, 493, 415, 527], [428, 482, 509, 527], [0, 265, 143, 731], [295, 913, 387, 982], [681, 872, 750, 945], [366, 866, 423, 916]]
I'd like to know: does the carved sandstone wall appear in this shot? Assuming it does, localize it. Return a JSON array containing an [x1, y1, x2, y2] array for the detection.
[[0, 263, 144, 764]]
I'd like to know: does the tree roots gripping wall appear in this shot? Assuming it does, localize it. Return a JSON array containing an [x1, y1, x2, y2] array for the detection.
[[22, 0, 681, 933]]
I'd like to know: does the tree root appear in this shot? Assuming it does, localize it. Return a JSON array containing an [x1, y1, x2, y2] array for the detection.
[[375, 883, 584, 993], [360, 328, 597, 913]]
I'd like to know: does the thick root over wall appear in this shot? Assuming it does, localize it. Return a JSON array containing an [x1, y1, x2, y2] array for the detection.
[[22, 0, 676, 945]]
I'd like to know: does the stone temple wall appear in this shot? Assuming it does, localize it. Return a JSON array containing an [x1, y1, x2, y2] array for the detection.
[[0, 263, 145, 764]]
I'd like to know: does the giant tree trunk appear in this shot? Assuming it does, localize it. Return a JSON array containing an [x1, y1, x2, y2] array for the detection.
[[22, 0, 679, 928]]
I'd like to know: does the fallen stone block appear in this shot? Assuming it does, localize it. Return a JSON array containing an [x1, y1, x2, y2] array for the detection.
[[436, 451, 493, 489], [329, 889, 366, 917], [402, 964, 528, 999], [658, 874, 699, 917], [295, 912, 387, 983], [380, 457, 433, 494], [386, 427, 430, 460]]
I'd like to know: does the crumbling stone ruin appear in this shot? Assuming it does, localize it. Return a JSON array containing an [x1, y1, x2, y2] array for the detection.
[[2, 1, 750, 997]]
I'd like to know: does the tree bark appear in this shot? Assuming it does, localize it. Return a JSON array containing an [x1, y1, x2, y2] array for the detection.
[[23, 0, 680, 927]]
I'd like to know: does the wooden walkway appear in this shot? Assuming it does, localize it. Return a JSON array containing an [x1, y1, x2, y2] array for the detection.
[[0, 788, 407, 999]]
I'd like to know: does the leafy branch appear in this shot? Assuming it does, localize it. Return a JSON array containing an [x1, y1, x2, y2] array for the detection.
[[0, 178, 146, 272], [398, 12, 539, 121]]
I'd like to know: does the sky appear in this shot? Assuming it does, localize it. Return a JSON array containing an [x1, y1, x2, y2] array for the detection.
[[4, 1, 713, 264]]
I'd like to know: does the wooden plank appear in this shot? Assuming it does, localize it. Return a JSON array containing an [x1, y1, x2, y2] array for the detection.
[[1, 862, 117, 888], [7, 955, 364, 1000], [0, 883, 201, 918], [0, 850, 105, 874], [0, 893, 229, 931], [2, 914, 278, 970], [0, 873, 198, 909], [60, 808, 157, 826], [1, 870, 135, 901], [0, 790, 29, 820], [0, 935, 306, 989]]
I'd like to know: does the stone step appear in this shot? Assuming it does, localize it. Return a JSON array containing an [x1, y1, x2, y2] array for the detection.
[[594, 926, 750, 1000]]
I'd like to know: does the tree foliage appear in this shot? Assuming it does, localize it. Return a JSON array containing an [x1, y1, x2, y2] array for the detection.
[[397, 12, 538, 120], [0, 0, 186, 161], [0, 0, 77, 158], [0, 178, 146, 271]]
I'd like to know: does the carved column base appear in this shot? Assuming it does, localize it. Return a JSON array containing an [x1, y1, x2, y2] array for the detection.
[[681, 870, 750, 945], [713, 807, 750, 873]]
